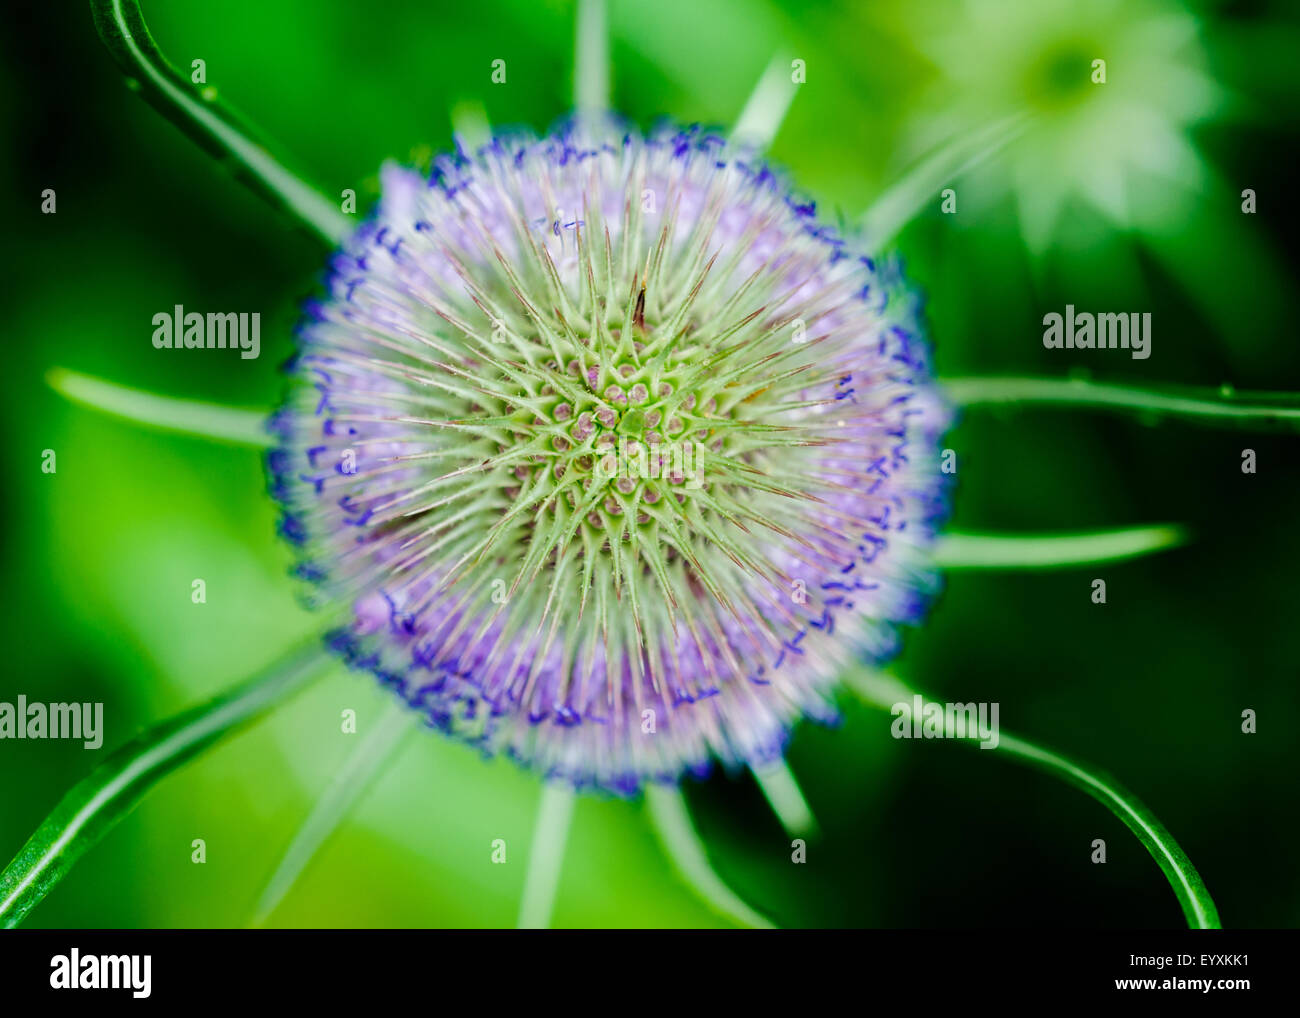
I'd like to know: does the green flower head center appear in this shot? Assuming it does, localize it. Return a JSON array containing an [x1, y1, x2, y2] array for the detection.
[[1023, 38, 1104, 110], [490, 311, 745, 572]]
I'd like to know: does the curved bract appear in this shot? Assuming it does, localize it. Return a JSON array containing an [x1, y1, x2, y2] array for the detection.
[[0, 645, 330, 929], [89, 0, 349, 246], [847, 668, 1221, 930]]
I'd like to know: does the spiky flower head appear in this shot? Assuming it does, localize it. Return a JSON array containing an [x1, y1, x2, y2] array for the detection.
[[270, 120, 949, 794]]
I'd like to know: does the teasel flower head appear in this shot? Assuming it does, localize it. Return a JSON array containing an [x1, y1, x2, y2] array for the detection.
[[269, 119, 950, 795]]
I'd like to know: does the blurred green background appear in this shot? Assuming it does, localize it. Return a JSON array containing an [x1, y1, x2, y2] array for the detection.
[[3, 0, 1297, 928]]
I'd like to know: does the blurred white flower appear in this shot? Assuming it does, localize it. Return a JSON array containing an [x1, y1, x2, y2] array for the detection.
[[896, 0, 1226, 252]]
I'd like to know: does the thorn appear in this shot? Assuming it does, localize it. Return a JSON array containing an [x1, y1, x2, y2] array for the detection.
[[633, 277, 647, 333]]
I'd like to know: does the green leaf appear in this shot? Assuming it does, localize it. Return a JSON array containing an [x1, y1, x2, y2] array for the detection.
[[846, 668, 1221, 930], [0, 643, 331, 928]]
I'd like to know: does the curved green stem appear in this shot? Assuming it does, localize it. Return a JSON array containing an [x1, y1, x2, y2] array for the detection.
[[645, 784, 775, 929], [993, 730, 1219, 929], [48, 367, 271, 447], [943, 375, 1300, 430], [89, 0, 351, 246], [0, 643, 332, 928], [935, 525, 1186, 570], [846, 668, 1221, 929]]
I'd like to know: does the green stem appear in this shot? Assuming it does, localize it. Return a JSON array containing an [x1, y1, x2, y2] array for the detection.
[[89, 0, 351, 247], [48, 368, 271, 447], [0, 642, 332, 928], [516, 782, 576, 929], [751, 759, 818, 838], [861, 115, 1030, 246], [732, 52, 798, 151], [943, 375, 1300, 429], [645, 784, 775, 929], [574, 0, 609, 119], [250, 699, 413, 927], [935, 525, 1186, 570], [449, 99, 491, 152], [846, 668, 1221, 929], [994, 730, 1219, 929]]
